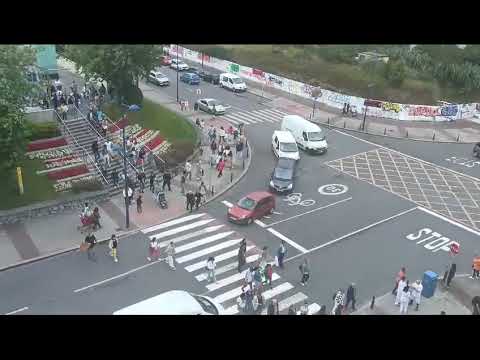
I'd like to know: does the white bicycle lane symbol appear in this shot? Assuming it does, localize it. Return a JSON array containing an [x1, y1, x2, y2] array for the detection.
[[282, 193, 316, 207]]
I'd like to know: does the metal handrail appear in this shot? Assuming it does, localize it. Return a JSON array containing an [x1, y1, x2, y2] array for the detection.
[[54, 109, 109, 185], [71, 104, 142, 177]]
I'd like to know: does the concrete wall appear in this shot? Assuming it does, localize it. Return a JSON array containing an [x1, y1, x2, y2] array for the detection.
[[25, 109, 55, 124]]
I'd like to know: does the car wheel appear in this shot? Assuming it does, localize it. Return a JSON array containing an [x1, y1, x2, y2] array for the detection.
[[247, 218, 253, 225]]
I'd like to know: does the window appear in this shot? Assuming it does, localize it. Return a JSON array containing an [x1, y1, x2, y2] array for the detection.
[[192, 295, 218, 315], [302, 132, 308, 141], [232, 78, 243, 84], [274, 168, 293, 181], [229, 79, 233, 84], [307, 131, 325, 141], [237, 197, 256, 210], [280, 142, 298, 152]]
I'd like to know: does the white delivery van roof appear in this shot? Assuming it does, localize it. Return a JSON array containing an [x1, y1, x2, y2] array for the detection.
[[273, 130, 296, 143], [220, 72, 242, 80], [283, 115, 322, 133]]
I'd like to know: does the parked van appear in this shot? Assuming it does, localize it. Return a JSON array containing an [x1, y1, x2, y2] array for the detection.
[[281, 115, 328, 154], [272, 130, 300, 161], [219, 73, 247, 92]]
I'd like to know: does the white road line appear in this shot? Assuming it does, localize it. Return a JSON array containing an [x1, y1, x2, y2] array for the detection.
[[262, 292, 308, 314], [260, 108, 288, 118], [74, 261, 160, 293], [195, 254, 260, 281], [149, 219, 215, 240], [222, 116, 240, 125], [213, 273, 281, 304], [142, 213, 205, 234], [154, 225, 225, 245], [253, 110, 282, 122], [416, 206, 480, 237], [266, 197, 353, 227], [175, 231, 235, 254], [267, 108, 290, 116], [224, 113, 253, 124], [245, 111, 275, 123], [267, 228, 308, 253], [255, 219, 267, 228], [222, 200, 234, 208], [176, 238, 244, 264], [185, 245, 255, 272], [5, 306, 29, 315], [284, 206, 418, 262], [206, 270, 248, 291], [231, 112, 261, 124], [224, 282, 294, 315], [223, 114, 247, 125]]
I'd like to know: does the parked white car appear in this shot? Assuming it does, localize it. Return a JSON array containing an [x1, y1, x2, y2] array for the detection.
[[170, 58, 189, 71]]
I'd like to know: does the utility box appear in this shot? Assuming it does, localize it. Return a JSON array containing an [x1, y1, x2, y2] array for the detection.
[[421, 270, 438, 299]]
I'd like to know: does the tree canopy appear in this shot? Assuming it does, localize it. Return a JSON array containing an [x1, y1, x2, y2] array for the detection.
[[63, 45, 163, 104], [0, 45, 36, 169]]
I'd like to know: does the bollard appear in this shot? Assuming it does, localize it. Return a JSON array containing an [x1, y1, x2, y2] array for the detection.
[[343, 121, 346, 128], [242, 159, 245, 170], [210, 185, 215, 196], [370, 296, 375, 309], [384, 128, 387, 135], [230, 172, 233, 183], [406, 130, 408, 138], [457, 134, 460, 142], [432, 132, 436, 141], [327, 118, 330, 125]]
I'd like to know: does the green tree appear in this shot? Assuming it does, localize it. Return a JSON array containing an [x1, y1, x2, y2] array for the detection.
[[63, 45, 163, 104], [0, 45, 36, 169], [384, 60, 406, 87]]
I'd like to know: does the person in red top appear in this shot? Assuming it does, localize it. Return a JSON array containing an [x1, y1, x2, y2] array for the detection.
[[392, 267, 406, 295], [471, 254, 480, 279], [265, 263, 273, 289]]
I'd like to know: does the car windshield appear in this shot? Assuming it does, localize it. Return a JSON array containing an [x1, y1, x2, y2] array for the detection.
[[156, 73, 165, 78], [280, 142, 298, 152], [237, 197, 256, 210], [274, 168, 293, 181], [208, 100, 220, 106], [192, 295, 218, 315], [308, 131, 325, 141], [232, 78, 244, 84]]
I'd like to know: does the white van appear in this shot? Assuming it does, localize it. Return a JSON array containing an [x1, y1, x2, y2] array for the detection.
[[113, 290, 225, 315], [272, 130, 300, 161], [281, 115, 328, 154], [219, 73, 247, 92]]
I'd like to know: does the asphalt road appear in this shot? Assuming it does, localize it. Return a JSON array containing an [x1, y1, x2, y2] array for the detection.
[[2, 65, 480, 314]]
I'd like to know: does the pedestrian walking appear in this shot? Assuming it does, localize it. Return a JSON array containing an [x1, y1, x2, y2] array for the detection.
[[166, 242, 176, 270], [111, 170, 119, 187], [299, 301, 309, 315], [210, 139, 217, 155], [108, 234, 118, 263], [198, 181, 208, 198], [206, 257, 217, 283], [194, 190, 202, 210], [471, 253, 480, 279], [345, 283, 357, 312], [147, 238, 160, 262], [162, 171, 172, 191], [136, 195, 143, 213], [410, 279, 423, 311], [392, 267, 406, 295], [217, 158, 225, 178], [85, 232, 97, 261], [446, 263, 457, 288], [149, 173, 156, 193], [92, 140, 99, 163], [137, 172, 146, 193], [185, 161, 192, 181], [332, 289, 345, 315], [288, 306, 296, 315], [299, 258, 310, 286], [244, 288, 255, 314], [265, 263, 273, 288], [245, 266, 254, 291], [92, 207, 101, 230], [186, 190, 195, 212], [276, 240, 287, 269], [180, 171, 186, 194], [399, 285, 411, 315], [238, 238, 247, 273], [395, 276, 407, 305], [267, 299, 279, 315]]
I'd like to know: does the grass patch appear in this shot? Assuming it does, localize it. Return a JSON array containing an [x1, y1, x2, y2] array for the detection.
[[0, 158, 63, 210], [104, 99, 197, 144]]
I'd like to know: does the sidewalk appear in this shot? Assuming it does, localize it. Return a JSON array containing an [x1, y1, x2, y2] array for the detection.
[[0, 76, 251, 271], [353, 275, 479, 315]]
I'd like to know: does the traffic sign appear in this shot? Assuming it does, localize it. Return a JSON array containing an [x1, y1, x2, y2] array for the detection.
[[318, 184, 348, 195]]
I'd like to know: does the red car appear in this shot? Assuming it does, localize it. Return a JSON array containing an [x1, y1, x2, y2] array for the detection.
[[161, 56, 172, 66], [227, 191, 275, 225]]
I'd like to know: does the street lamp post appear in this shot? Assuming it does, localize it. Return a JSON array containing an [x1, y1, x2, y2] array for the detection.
[[201, 52, 204, 69], [176, 44, 179, 103], [362, 83, 375, 131], [122, 122, 130, 229]]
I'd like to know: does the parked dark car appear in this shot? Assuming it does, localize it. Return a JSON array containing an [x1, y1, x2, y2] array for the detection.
[[186, 67, 200, 76], [199, 70, 220, 85], [180, 72, 201, 85], [269, 157, 297, 194]]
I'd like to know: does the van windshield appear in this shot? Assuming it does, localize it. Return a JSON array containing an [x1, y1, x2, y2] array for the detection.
[[280, 143, 298, 152], [308, 131, 325, 141], [232, 78, 244, 84], [192, 295, 218, 315]]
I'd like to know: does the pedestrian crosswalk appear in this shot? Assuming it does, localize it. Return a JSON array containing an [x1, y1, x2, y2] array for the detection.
[[141, 213, 320, 315], [221, 108, 290, 126]]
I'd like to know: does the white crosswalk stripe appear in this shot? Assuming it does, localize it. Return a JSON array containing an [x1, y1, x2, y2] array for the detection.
[[221, 108, 292, 127], [142, 213, 318, 315]]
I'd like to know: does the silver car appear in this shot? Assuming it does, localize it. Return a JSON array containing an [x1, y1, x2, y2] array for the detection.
[[195, 98, 226, 115], [147, 71, 169, 86]]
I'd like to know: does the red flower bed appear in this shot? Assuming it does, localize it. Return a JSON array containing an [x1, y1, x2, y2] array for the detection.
[[28, 137, 67, 152], [47, 165, 89, 181], [44, 155, 76, 164], [134, 128, 149, 139], [108, 116, 129, 132], [145, 135, 164, 151]]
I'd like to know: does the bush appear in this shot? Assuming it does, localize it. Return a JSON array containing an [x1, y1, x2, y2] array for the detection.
[[25, 122, 61, 141], [164, 140, 195, 167], [202, 47, 233, 62], [384, 60, 407, 87], [71, 178, 104, 193], [123, 85, 143, 106]]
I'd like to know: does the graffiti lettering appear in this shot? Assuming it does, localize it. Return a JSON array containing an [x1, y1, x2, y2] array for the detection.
[[302, 84, 313, 97], [408, 105, 440, 117], [268, 75, 283, 86], [327, 92, 351, 104], [440, 105, 458, 117], [364, 99, 382, 108], [382, 102, 401, 113]]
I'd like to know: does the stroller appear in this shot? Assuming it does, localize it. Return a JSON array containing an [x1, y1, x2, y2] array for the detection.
[[155, 190, 168, 209]]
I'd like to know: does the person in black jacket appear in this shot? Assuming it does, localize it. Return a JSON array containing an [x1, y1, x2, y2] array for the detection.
[[345, 283, 357, 311], [162, 171, 172, 191], [194, 190, 202, 210], [186, 191, 195, 212], [85, 232, 97, 262], [149, 173, 156, 193]]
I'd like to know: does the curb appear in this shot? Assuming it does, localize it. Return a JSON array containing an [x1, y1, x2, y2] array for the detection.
[[0, 228, 139, 273], [313, 120, 477, 145]]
